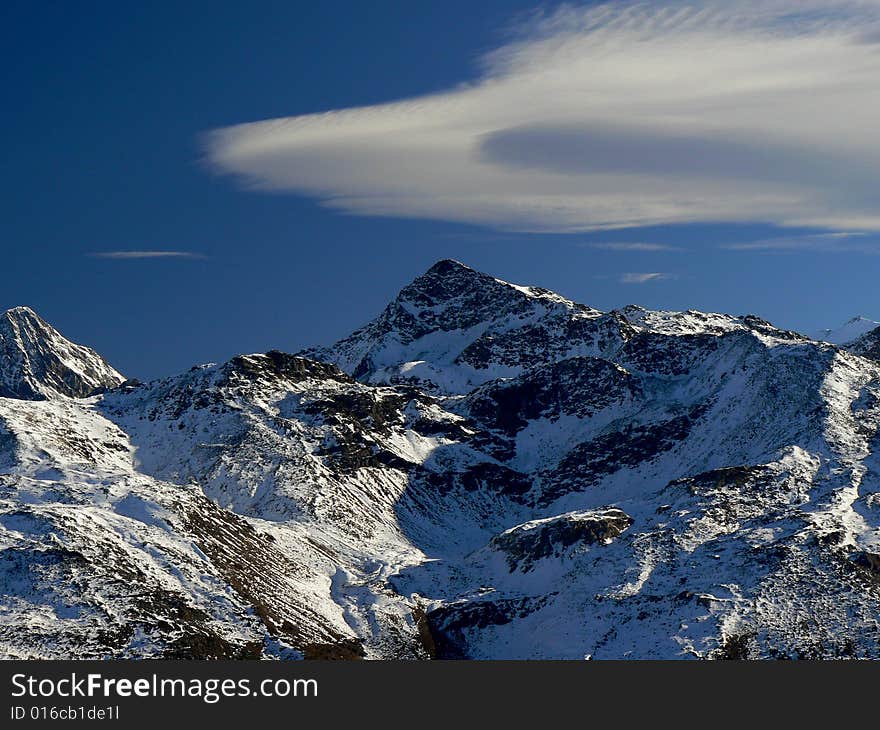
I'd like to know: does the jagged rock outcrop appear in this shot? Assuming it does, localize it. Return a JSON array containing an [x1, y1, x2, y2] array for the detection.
[[0, 307, 123, 400], [489, 509, 633, 572]]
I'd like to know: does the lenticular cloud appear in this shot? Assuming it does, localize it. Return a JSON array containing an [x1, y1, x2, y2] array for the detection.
[[205, 0, 880, 233]]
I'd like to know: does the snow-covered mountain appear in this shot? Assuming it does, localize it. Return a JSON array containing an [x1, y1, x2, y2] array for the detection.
[[303, 258, 603, 395], [814, 316, 880, 346], [815, 316, 880, 363], [842, 322, 880, 362], [0, 306, 123, 399], [304, 259, 796, 396], [5, 263, 880, 659]]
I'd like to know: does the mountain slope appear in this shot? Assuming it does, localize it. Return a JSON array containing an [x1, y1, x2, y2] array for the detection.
[[302, 259, 604, 395], [0, 307, 123, 400], [5, 265, 880, 659], [814, 316, 880, 346], [840, 322, 880, 363], [0, 391, 368, 659]]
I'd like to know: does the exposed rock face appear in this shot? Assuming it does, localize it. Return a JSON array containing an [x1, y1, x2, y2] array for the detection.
[[489, 509, 633, 572], [303, 259, 605, 395], [6, 264, 880, 659], [847, 327, 880, 362], [0, 307, 123, 399]]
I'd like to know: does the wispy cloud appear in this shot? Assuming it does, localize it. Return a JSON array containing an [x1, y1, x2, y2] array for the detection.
[[88, 251, 207, 260], [620, 272, 673, 284], [588, 242, 682, 252], [205, 0, 880, 234], [722, 232, 879, 252]]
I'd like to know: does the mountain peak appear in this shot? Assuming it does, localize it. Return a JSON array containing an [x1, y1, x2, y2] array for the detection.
[[4, 305, 41, 322], [2, 305, 54, 340], [424, 258, 472, 275], [302, 261, 601, 393], [398, 259, 588, 315], [398, 259, 497, 307], [0, 307, 124, 400], [814, 316, 880, 346]]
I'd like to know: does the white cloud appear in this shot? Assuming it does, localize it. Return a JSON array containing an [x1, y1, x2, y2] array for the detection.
[[620, 272, 673, 283], [722, 232, 880, 252], [88, 251, 206, 260], [588, 242, 681, 251], [205, 0, 880, 234]]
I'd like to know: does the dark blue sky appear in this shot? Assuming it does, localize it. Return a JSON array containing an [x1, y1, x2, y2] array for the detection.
[[3, 1, 879, 379]]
